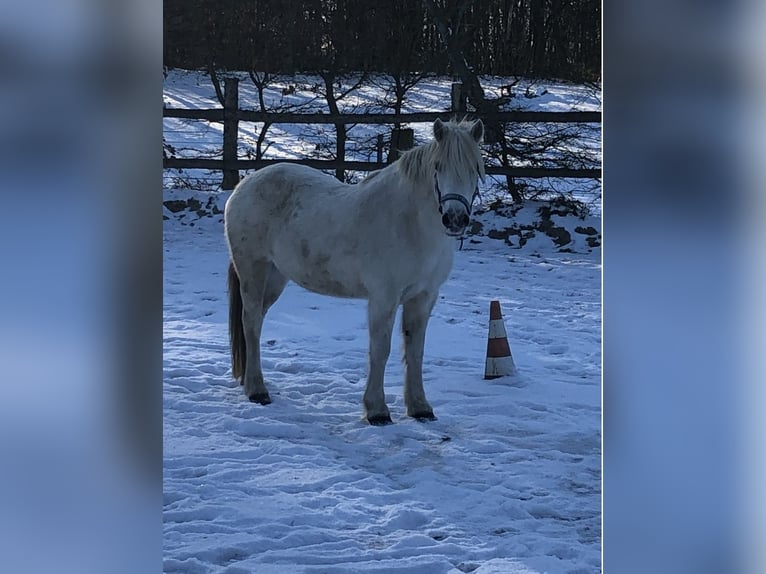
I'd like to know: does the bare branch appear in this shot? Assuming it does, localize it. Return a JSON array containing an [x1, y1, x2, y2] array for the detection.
[[208, 63, 225, 107]]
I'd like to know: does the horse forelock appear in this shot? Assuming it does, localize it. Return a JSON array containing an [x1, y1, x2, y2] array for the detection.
[[398, 120, 485, 184]]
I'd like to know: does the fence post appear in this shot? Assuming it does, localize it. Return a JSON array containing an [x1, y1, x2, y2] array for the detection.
[[222, 77, 239, 190], [376, 134, 384, 164], [388, 128, 414, 163], [451, 82, 466, 114]]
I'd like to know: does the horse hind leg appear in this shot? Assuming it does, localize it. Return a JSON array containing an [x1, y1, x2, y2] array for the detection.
[[229, 261, 247, 384], [233, 259, 274, 404]]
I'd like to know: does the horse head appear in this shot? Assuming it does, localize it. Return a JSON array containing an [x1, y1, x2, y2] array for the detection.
[[431, 118, 486, 236]]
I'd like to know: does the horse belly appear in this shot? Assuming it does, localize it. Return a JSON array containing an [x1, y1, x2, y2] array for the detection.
[[272, 239, 368, 299], [293, 274, 368, 299]]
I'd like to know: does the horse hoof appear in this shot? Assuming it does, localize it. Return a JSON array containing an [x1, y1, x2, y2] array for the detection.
[[248, 393, 272, 405], [367, 414, 393, 426], [412, 412, 437, 422]]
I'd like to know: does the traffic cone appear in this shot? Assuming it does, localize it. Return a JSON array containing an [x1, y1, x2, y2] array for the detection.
[[484, 300, 516, 379]]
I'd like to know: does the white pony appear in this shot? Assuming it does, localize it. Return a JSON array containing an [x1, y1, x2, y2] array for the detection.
[[225, 119, 485, 424]]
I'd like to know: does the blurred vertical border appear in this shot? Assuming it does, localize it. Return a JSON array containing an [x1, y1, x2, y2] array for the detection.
[[0, 1, 161, 572], [604, 0, 764, 573]]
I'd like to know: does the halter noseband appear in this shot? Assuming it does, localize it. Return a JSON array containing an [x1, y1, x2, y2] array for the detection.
[[433, 172, 478, 215]]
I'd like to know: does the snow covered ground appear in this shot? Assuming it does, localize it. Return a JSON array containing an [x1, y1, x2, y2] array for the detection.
[[163, 72, 601, 573]]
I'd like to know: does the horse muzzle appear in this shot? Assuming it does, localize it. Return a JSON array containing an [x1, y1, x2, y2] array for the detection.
[[441, 208, 470, 236], [434, 175, 476, 237]]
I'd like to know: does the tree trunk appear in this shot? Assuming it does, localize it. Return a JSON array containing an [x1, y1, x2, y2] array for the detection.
[[222, 77, 240, 190], [422, 0, 488, 112], [530, 0, 547, 75], [249, 71, 272, 160], [321, 72, 346, 182], [208, 62, 225, 107]]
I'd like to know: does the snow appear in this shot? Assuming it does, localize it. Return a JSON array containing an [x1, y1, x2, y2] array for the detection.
[[162, 71, 601, 116], [164, 72, 601, 573]]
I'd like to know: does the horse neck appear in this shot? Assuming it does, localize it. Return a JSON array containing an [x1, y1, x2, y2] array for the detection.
[[405, 173, 452, 241], [366, 157, 449, 241]]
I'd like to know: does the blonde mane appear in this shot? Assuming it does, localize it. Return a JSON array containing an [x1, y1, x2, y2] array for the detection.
[[397, 120, 486, 184]]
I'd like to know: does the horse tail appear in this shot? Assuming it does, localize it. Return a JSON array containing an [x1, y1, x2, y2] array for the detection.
[[228, 260, 246, 381]]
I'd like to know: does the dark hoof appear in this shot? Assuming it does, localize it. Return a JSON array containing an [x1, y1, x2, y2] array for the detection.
[[367, 414, 393, 426], [412, 412, 437, 422], [248, 393, 272, 405]]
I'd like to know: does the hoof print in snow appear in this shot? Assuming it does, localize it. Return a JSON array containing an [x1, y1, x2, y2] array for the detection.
[[367, 414, 393, 426], [412, 412, 437, 422], [248, 393, 272, 405]]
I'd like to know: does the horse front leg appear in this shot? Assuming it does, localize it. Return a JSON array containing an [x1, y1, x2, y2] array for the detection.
[[363, 297, 398, 425], [402, 291, 438, 420]]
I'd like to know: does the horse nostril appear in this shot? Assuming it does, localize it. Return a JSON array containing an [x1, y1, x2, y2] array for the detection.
[[442, 213, 450, 227]]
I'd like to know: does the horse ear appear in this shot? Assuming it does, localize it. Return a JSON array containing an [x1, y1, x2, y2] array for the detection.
[[433, 118, 445, 142], [470, 120, 484, 143]]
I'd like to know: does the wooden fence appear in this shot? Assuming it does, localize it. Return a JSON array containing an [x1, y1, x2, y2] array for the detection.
[[163, 78, 602, 189]]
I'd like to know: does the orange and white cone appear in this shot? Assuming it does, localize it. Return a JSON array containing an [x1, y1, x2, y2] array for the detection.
[[484, 300, 517, 379]]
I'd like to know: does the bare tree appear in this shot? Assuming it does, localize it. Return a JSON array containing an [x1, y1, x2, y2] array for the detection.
[[319, 71, 368, 182], [165, 0, 601, 82], [243, 70, 326, 163], [247, 71, 273, 160], [422, 0, 490, 112], [208, 62, 225, 106], [422, 0, 524, 200]]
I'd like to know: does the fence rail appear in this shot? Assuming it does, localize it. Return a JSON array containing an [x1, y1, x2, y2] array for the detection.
[[163, 78, 601, 189], [163, 157, 600, 179]]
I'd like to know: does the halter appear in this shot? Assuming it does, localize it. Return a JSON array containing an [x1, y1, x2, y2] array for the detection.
[[433, 172, 479, 215]]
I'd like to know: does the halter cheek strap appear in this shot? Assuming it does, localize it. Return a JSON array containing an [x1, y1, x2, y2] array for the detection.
[[434, 172, 478, 215]]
